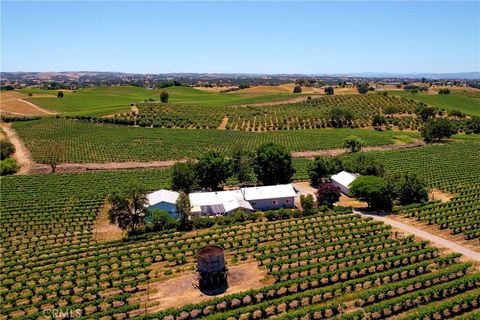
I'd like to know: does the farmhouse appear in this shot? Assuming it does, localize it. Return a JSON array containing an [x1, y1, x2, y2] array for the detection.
[[331, 171, 358, 195], [189, 184, 297, 216], [148, 184, 298, 217], [242, 184, 296, 211], [189, 190, 254, 216], [147, 189, 179, 219]]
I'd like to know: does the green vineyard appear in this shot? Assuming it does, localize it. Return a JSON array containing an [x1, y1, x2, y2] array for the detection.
[[13, 118, 417, 163], [106, 95, 421, 131], [1, 168, 479, 319]]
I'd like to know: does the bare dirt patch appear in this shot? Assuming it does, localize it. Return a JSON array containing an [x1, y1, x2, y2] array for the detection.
[[1, 91, 57, 116], [236, 85, 292, 94], [218, 116, 228, 129], [1, 99, 54, 116], [27, 159, 186, 174], [0, 122, 35, 174], [429, 189, 455, 203], [194, 86, 238, 92], [293, 181, 318, 207], [1, 91, 26, 100], [338, 194, 368, 208], [93, 203, 123, 242], [291, 139, 425, 159], [143, 262, 268, 313]]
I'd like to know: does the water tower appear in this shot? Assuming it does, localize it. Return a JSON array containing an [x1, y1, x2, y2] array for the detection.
[[196, 245, 228, 293]]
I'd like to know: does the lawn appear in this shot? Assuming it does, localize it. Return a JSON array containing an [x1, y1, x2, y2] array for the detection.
[[388, 91, 480, 116], [20, 86, 301, 116]]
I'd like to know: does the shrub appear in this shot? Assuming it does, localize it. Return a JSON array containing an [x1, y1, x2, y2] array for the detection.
[[342, 136, 365, 153], [300, 194, 315, 214], [160, 91, 169, 103], [0, 140, 15, 160], [438, 88, 450, 94], [0, 157, 19, 175]]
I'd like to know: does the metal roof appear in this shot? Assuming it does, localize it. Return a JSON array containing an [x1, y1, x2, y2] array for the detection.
[[330, 171, 358, 187], [242, 184, 297, 201], [189, 190, 253, 213], [147, 189, 180, 206]]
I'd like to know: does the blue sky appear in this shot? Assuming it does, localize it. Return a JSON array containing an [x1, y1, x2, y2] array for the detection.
[[1, 1, 479, 74]]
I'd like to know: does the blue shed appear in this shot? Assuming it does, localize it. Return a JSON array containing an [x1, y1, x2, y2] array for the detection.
[[147, 189, 180, 219]]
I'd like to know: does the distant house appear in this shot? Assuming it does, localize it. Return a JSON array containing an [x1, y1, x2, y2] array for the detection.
[[331, 171, 358, 195], [189, 190, 254, 217], [147, 189, 179, 219], [243, 184, 296, 211]]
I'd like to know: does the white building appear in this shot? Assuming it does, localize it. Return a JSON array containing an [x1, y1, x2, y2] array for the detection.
[[330, 171, 358, 195], [189, 184, 297, 216], [189, 190, 254, 216], [242, 184, 297, 211]]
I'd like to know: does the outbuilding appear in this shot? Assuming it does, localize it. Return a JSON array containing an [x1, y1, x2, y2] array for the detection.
[[147, 189, 180, 219], [330, 171, 358, 195]]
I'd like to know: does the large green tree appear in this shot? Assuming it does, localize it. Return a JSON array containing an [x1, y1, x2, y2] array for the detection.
[[345, 154, 384, 177], [350, 176, 394, 210], [195, 152, 232, 190], [421, 118, 457, 143], [107, 185, 148, 233], [308, 157, 344, 185], [171, 160, 197, 193], [254, 143, 295, 185], [232, 148, 256, 186], [176, 192, 191, 230], [328, 108, 354, 128], [394, 173, 428, 205]]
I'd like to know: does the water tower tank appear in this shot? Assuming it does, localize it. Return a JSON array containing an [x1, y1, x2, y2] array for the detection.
[[196, 245, 228, 293]]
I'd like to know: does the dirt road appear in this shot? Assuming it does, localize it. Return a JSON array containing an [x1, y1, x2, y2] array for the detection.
[[292, 139, 425, 158], [0, 122, 35, 174], [1, 123, 425, 175], [354, 210, 480, 262]]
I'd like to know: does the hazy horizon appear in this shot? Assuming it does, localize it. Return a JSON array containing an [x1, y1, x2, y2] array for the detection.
[[2, 1, 479, 74]]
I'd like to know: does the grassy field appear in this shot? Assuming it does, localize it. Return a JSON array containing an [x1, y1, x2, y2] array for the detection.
[[13, 118, 419, 163], [20, 86, 301, 116], [388, 91, 480, 116]]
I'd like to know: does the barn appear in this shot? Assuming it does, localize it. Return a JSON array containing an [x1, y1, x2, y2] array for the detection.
[[330, 171, 358, 195], [147, 189, 180, 219]]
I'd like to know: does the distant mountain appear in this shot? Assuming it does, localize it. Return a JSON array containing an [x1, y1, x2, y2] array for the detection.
[[2, 71, 479, 82], [313, 72, 480, 80]]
